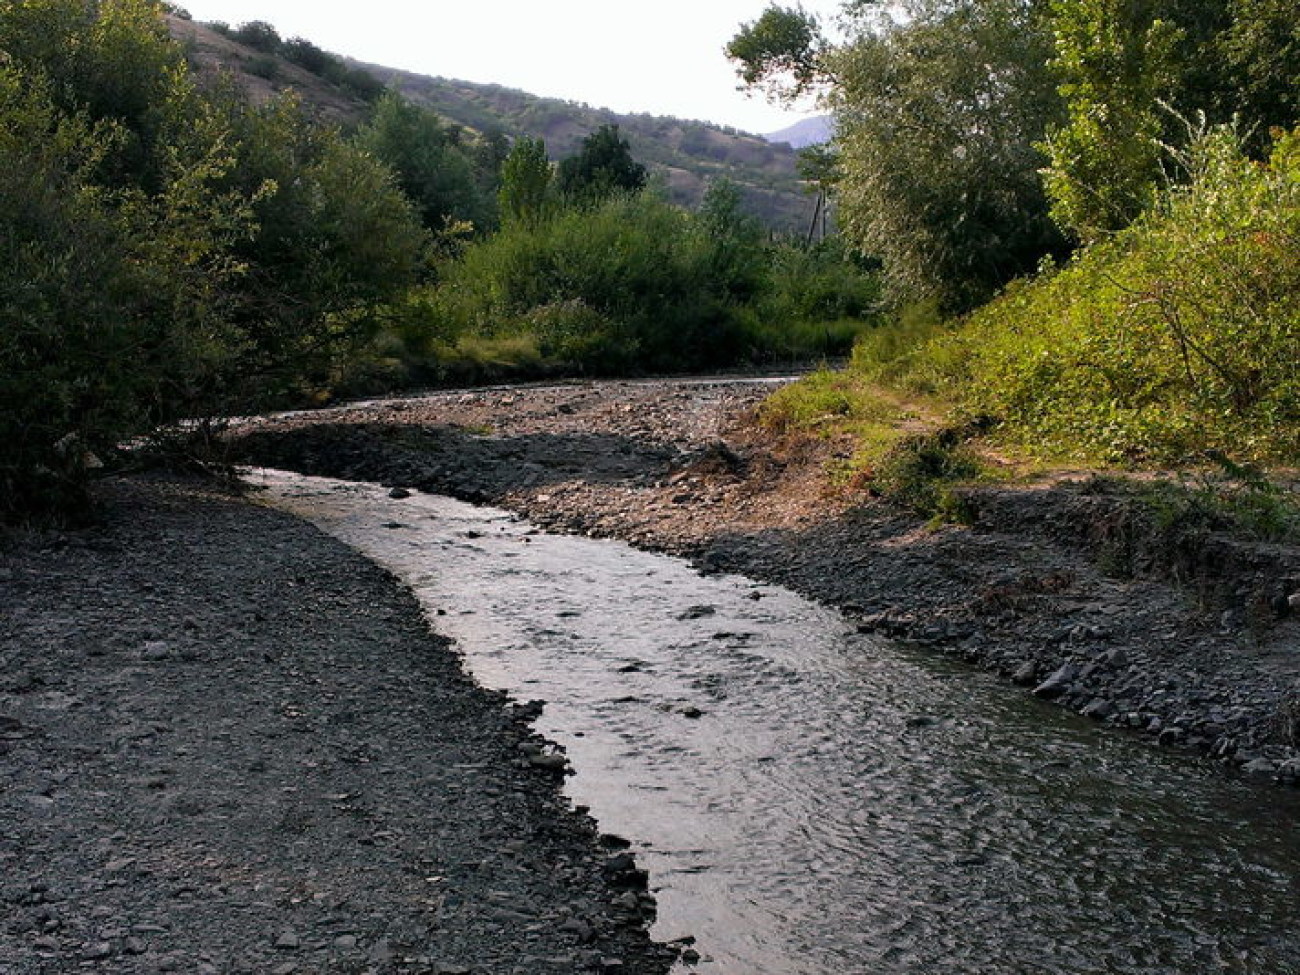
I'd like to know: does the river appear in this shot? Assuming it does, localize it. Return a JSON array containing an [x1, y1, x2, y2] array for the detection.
[[255, 469, 1300, 975]]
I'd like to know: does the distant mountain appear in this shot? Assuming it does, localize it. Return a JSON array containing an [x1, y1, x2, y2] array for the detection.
[[169, 16, 815, 233], [766, 116, 835, 149]]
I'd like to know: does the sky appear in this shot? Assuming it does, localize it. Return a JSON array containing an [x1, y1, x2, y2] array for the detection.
[[176, 0, 844, 135]]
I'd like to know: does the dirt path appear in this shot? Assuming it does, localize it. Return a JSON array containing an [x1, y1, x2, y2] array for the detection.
[[232, 378, 1300, 786], [0, 476, 675, 975]]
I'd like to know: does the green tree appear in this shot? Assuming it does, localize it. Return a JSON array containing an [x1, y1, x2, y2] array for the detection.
[[0, 58, 253, 516], [498, 135, 552, 228], [1039, 0, 1182, 242], [353, 91, 491, 235], [232, 19, 281, 53], [726, 4, 825, 101], [556, 124, 647, 202], [1218, 0, 1300, 134], [215, 90, 428, 396], [826, 0, 1067, 311], [0, 0, 189, 189]]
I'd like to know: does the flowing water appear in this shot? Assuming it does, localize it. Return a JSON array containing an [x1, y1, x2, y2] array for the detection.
[[255, 470, 1300, 975]]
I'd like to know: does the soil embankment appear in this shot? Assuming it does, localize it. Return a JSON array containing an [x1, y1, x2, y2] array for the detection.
[[0, 476, 676, 974], [232, 378, 1300, 783]]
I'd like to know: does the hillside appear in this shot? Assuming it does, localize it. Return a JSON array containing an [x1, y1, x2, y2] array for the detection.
[[168, 16, 814, 232], [170, 15, 368, 125], [766, 115, 834, 149], [356, 64, 813, 231]]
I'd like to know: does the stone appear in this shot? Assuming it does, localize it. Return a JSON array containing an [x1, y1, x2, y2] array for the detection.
[[82, 942, 113, 960], [139, 641, 172, 661], [603, 853, 649, 891], [274, 930, 301, 950], [1080, 698, 1114, 719], [389, 487, 412, 499], [528, 752, 569, 773], [1242, 757, 1278, 778], [1011, 661, 1037, 686], [1033, 663, 1078, 699]]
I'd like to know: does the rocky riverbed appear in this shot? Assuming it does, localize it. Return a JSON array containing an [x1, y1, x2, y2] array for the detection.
[[231, 378, 1300, 785], [0, 476, 677, 974]]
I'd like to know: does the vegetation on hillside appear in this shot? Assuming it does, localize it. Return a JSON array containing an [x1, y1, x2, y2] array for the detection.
[[356, 64, 813, 233], [0, 0, 882, 519], [733, 0, 1299, 494]]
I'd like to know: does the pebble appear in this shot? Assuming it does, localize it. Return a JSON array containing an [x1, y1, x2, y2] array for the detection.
[[1032, 663, 1078, 699], [274, 930, 301, 950], [82, 942, 113, 960], [1011, 661, 1037, 685], [1242, 757, 1278, 778]]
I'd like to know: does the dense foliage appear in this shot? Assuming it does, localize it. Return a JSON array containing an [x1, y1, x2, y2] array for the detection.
[[404, 183, 880, 379], [0, 0, 424, 517], [732, 0, 1299, 469], [898, 128, 1300, 463], [555, 124, 648, 203]]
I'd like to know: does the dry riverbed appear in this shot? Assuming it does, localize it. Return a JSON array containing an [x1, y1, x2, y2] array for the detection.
[[5, 375, 1299, 973], [232, 378, 1300, 783], [0, 476, 676, 975]]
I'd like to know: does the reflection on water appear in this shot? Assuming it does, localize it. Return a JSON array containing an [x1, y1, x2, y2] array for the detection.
[[255, 470, 1300, 975]]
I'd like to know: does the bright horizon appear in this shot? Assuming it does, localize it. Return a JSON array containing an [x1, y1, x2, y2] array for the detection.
[[176, 0, 841, 135]]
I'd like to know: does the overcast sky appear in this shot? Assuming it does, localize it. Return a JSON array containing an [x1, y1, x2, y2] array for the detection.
[[177, 0, 843, 134]]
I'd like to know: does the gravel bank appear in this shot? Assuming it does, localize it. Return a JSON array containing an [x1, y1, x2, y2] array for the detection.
[[0, 475, 676, 974], [231, 378, 1300, 785]]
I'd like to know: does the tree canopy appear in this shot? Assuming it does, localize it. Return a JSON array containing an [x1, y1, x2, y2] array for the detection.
[[556, 124, 648, 202]]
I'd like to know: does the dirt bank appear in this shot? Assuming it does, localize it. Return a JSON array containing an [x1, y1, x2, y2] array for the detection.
[[231, 378, 1300, 785], [0, 475, 676, 974]]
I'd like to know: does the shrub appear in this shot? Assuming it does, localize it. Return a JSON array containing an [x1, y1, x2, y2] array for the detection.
[[866, 126, 1300, 465]]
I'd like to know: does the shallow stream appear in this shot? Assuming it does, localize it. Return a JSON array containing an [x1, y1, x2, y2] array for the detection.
[[255, 470, 1300, 975]]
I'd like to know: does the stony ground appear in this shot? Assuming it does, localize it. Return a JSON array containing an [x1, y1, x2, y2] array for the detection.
[[0, 476, 676, 975], [232, 378, 1300, 785]]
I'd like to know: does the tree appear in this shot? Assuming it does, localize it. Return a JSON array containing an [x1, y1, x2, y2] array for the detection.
[[556, 124, 647, 202], [213, 89, 428, 394], [232, 19, 281, 53], [1218, 0, 1300, 136], [1039, 0, 1183, 242], [726, 4, 825, 101], [825, 0, 1067, 311], [353, 91, 491, 234], [498, 136, 552, 228], [1038, 0, 1298, 243]]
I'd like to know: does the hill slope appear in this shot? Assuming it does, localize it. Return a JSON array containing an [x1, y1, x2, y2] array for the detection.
[[170, 16, 814, 232], [355, 63, 813, 231], [766, 115, 834, 149]]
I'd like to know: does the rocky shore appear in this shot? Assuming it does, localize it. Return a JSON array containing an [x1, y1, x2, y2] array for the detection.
[[231, 378, 1300, 785], [0, 476, 677, 974]]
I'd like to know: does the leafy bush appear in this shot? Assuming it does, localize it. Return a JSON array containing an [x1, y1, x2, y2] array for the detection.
[[421, 191, 753, 373], [880, 127, 1300, 464], [409, 186, 883, 376], [0, 0, 428, 516]]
